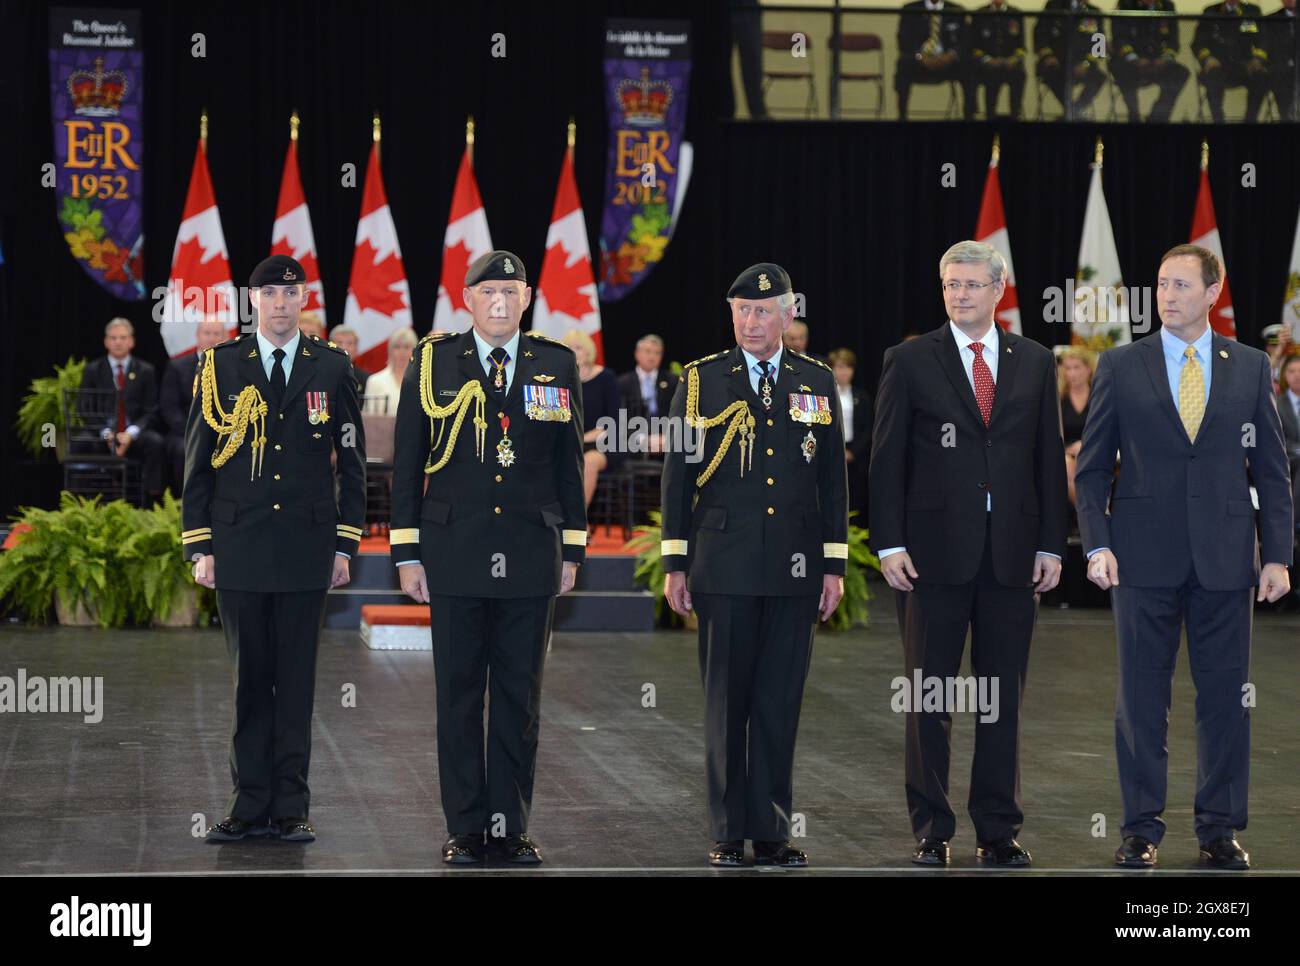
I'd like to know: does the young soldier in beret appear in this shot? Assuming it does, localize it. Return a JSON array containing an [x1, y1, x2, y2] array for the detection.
[[389, 250, 587, 866], [661, 262, 848, 867], [184, 254, 366, 843]]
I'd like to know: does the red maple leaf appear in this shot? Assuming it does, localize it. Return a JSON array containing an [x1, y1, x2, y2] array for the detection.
[[101, 243, 131, 283], [351, 239, 408, 317], [442, 241, 473, 312], [171, 236, 231, 313], [540, 242, 596, 319]]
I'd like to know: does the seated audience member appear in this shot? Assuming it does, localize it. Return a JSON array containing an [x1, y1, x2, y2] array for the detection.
[[1193, 0, 1269, 123], [896, 0, 975, 120], [298, 310, 326, 342], [1035, 0, 1108, 116], [75, 317, 165, 501], [563, 328, 623, 508], [1111, 0, 1190, 123], [1058, 345, 1096, 450], [617, 333, 673, 454], [968, 0, 1029, 119], [160, 315, 227, 493], [361, 327, 417, 416], [329, 324, 372, 394]]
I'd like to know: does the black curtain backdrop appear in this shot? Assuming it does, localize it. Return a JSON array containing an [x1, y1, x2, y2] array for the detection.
[[4, 0, 1299, 519]]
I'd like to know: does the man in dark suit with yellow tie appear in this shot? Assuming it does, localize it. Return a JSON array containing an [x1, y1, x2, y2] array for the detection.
[[1076, 244, 1293, 870]]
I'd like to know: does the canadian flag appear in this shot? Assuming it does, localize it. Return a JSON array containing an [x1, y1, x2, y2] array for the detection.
[[342, 140, 411, 375], [1190, 157, 1236, 339], [433, 138, 493, 333], [160, 132, 236, 357], [270, 119, 326, 323], [532, 137, 602, 361], [974, 139, 1021, 334]]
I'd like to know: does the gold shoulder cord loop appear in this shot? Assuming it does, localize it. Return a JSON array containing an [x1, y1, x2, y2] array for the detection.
[[685, 365, 755, 487], [418, 340, 486, 474], [199, 349, 269, 480]]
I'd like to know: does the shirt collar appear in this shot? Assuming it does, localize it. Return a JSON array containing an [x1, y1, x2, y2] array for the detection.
[[925, 0, 943, 9], [472, 327, 521, 366], [740, 344, 784, 375], [1161, 323, 1213, 364], [110, 355, 132, 370], [948, 319, 999, 353], [257, 328, 301, 362], [1288, 388, 1300, 406]]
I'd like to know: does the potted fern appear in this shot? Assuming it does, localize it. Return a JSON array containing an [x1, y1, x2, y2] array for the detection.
[[121, 492, 207, 627], [16, 357, 86, 461], [624, 510, 880, 631]]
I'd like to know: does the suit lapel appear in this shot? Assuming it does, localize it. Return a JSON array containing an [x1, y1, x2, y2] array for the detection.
[[986, 329, 1020, 428], [238, 341, 275, 406], [1140, 334, 1190, 444], [505, 334, 538, 413], [1196, 333, 1233, 442], [933, 325, 986, 429], [280, 337, 320, 413], [727, 345, 752, 405], [456, 329, 487, 391]]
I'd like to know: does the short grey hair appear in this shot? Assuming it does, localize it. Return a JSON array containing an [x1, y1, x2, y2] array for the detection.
[[388, 327, 417, 351], [787, 319, 808, 334], [727, 291, 798, 314], [636, 334, 665, 351], [330, 325, 358, 341], [939, 240, 1007, 285], [105, 317, 133, 336]]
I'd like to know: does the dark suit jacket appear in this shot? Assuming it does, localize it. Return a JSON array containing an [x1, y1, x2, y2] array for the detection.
[[869, 323, 1068, 586], [389, 329, 587, 597], [160, 354, 200, 437], [661, 346, 849, 595], [181, 333, 367, 592], [1075, 331, 1293, 591], [79, 355, 159, 435], [617, 368, 675, 422], [898, 0, 969, 59]]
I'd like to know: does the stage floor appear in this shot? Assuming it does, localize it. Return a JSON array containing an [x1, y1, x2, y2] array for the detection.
[[2, 599, 1297, 877]]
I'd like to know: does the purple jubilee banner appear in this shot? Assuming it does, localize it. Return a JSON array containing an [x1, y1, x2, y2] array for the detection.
[[48, 8, 145, 300], [598, 19, 690, 303]]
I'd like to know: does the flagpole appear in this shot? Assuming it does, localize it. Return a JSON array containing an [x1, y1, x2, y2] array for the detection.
[[373, 112, 382, 161], [567, 116, 576, 155], [290, 110, 300, 142], [199, 109, 208, 151], [990, 133, 999, 167], [466, 115, 475, 165]]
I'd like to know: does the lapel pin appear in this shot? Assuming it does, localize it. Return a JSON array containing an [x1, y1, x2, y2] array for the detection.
[[731, 365, 743, 372], [248, 350, 258, 358], [784, 363, 795, 371], [534, 374, 556, 383], [524, 350, 534, 358], [1219, 349, 1228, 359], [799, 384, 812, 392], [463, 348, 474, 356], [128, 371, 136, 379], [302, 347, 311, 356]]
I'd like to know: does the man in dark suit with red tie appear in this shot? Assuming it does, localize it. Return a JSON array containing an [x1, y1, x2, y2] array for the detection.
[[1076, 245, 1293, 870], [870, 240, 1067, 868]]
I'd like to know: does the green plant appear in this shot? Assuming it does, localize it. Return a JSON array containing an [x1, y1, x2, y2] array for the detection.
[[623, 509, 881, 631], [15, 357, 86, 458], [121, 491, 211, 624]]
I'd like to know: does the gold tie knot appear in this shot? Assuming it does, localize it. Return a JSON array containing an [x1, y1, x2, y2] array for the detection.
[[1184, 346, 1197, 360]]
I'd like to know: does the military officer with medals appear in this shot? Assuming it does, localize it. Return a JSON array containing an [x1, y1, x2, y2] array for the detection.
[[661, 263, 849, 868], [389, 250, 586, 866], [184, 254, 366, 843]]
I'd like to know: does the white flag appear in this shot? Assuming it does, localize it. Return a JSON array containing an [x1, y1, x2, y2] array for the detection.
[[1073, 161, 1130, 351]]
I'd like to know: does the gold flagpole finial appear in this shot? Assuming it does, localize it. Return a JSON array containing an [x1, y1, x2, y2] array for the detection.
[[990, 134, 1000, 167], [1200, 138, 1209, 171], [199, 109, 208, 146], [567, 116, 576, 150], [372, 112, 382, 144], [290, 110, 300, 142], [1094, 135, 1103, 167], [466, 115, 475, 146]]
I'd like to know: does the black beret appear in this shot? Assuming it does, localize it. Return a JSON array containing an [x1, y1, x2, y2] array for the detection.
[[250, 254, 307, 287], [465, 250, 527, 286], [727, 262, 792, 299]]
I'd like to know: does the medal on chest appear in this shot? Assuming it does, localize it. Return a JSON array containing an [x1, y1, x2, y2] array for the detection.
[[496, 413, 516, 467], [307, 391, 330, 425], [788, 392, 832, 425], [801, 430, 817, 464]]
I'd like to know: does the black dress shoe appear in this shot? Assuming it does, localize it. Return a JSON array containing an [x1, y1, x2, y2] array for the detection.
[[976, 838, 1031, 867], [1200, 836, 1249, 870], [205, 816, 275, 843], [1114, 835, 1158, 868], [442, 834, 485, 865], [753, 839, 808, 867], [911, 838, 950, 866], [708, 840, 745, 867], [274, 817, 316, 842], [488, 833, 543, 865]]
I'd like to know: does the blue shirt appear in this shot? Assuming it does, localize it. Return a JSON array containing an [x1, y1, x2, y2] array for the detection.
[[740, 345, 784, 397], [472, 328, 521, 395], [1160, 324, 1213, 411], [256, 328, 301, 384]]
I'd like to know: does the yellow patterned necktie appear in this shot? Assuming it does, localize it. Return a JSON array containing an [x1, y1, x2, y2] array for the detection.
[[925, 11, 941, 55], [1178, 344, 1205, 441]]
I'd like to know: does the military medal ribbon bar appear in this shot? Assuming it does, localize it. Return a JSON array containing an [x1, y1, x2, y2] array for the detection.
[[523, 384, 572, 422], [787, 393, 832, 425]]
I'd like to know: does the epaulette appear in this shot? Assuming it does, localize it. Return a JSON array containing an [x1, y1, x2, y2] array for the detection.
[[684, 350, 727, 369], [310, 334, 352, 356], [209, 331, 251, 352], [791, 349, 831, 372], [523, 331, 575, 352], [418, 331, 459, 347]]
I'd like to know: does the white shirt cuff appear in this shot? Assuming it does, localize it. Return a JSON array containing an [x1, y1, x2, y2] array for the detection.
[[877, 546, 907, 559]]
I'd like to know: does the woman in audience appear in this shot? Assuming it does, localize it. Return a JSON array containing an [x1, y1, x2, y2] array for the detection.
[[563, 328, 623, 508]]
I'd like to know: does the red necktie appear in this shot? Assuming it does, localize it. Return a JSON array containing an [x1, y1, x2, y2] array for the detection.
[[114, 363, 127, 433], [970, 342, 995, 426]]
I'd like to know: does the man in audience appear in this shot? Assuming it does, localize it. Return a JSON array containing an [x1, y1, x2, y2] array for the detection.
[[1035, 0, 1108, 117], [329, 324, 371, 394], [76, 317, 165, 501], [968, 0, 1028, 119], [1112, 0, 1190, 122], [617, 334, 674, 455], [362, 327, 417, 415], [896, 0, 975, 121], [1193, 0, 1270, 123], [160, 316, 227, 494], [1265, 0, 1297, 121]]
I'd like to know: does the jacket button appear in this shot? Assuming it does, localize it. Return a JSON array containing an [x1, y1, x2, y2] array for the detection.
[[766, 448, 774, 456], [494, 506, 502, 514], [274, 474, 281, 481], [767, 477, 774, 485], [495, 475, 503, 482], [978, 481, 987, 489], [273, 503, 281, 510], [498, 412, 504, 419], [767, 419, 774, 427], [278, 413, 284, 420], [985, 439, 992, 447], [274, 444, 282, 451], [767, 506, 775, 515]]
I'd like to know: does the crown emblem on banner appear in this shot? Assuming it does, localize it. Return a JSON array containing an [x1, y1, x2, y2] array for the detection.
[[617, 68, 672, 126], [68, 57, 128, 116]]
